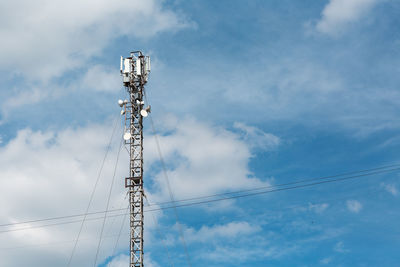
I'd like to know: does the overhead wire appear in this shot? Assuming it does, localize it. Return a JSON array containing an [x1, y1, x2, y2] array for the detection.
[[103, 191, 129, 244], [0, 168, 400, 254], [0, 180, 385, 251], [144, 196, 175, 267], [111, 205, 129, 256], [66, 115, 121, 267], [144, 166, 400, 212], [0, 184, 377, 255], [1, 163, 400, 230], [143, 88, 192, 267], [93, 134, 124, 267], [149, 162, 400, 207], [0, 182, 379, 255], [0, 166, 399, 235]]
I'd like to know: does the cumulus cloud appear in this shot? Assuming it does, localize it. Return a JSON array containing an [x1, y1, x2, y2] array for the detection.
[[0, 122, 129, 266], [0, 0, 191, 80], [0, 0, 192, 120], [0, 116, 273, 266], [316, 0, 379, 36], [145, 116, 272, 202], [346, 199, 362, 213]]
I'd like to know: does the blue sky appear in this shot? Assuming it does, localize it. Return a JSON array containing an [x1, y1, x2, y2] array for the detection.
[[0, 0, 400, 266]]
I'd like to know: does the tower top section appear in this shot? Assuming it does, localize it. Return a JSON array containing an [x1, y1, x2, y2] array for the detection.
[[120, 51, 151, 87]]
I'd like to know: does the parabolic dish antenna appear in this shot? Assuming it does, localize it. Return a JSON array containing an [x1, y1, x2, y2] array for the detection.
[[123, 132, 132, 140], [140, 109, 148, 117]]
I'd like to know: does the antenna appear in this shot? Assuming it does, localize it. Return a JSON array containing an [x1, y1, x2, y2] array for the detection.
[[120, 51, 150, 267]]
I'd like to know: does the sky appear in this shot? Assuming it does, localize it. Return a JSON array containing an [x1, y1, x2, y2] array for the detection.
[[0, 0, 400, 266]]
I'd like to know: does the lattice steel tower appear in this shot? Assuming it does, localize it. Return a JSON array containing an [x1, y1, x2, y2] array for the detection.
[[120, 51, 151, 267]]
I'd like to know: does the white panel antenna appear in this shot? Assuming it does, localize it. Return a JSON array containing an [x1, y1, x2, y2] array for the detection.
[[124, 58, 131, 73], [136, 58, 141, 76], [145, 56, 151, 73]]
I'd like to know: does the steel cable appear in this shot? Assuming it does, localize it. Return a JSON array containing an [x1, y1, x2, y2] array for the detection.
[[93, 135, 124, 266], [2, 163, 400, 229], [66, 115, 120, 267]]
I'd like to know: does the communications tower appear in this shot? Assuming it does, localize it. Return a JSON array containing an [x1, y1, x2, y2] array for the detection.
[[119, 51, 151, 267]]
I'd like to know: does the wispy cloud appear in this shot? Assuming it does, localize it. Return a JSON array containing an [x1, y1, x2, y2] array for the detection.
[[381, 182, 398, 196], [309, 203, 329, 214], [184, 221, 261, 243], [315, 0, 379, 36], [320, 257, 333, 264], [233, 122, 280, 151], [334, 241, 350, 253], [346, 200, 362, 213]]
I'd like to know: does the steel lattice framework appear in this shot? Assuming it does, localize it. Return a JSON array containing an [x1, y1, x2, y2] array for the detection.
[[121, 51, 150, 267]]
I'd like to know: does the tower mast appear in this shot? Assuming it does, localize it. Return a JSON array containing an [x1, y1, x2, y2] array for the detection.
[[120, 51, 151, 267]]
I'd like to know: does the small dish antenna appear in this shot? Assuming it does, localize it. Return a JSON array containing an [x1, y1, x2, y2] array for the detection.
[[140, 105, 151, 117], [123, 132, 132, 140], [118, 99, 124, 107]]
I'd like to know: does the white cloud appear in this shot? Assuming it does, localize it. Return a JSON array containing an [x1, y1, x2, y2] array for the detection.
[[0, 0, 192, 119], [0, 63, 119, 120], [82, 65, 121, 92], [144, 116, 272, 202], [316, 0, 379, 36], [381, 182, 398, 196], [346, 199, 362, 213], [0, 116, 273, 266], [0, 0, 191, 80], [233, 122, 280, 151], [0, 122, 132, 266], [0, 86, 62, 122]]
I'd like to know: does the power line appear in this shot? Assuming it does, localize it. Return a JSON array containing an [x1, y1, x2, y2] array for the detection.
[[103, 191, 129, 246], [0, 230, 131, 251], [145, 167, 400, 212], [0, 166, 398, 235], [66, 116, 121, 267], [144, 196, 175, 267], [93, 135, 124, 267], [149, 162, 400, 208], [2, 163, 400, 229], [111, 205, 129, 256], [0, 184, 381, 251]]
